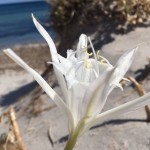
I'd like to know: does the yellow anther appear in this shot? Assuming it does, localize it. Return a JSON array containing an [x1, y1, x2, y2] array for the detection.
[[88, 52, 93, 56], [101, 59, 106, 63], [99, 59, 106, 64], [85, 51, 93, 56], [83, 59, 91, 69]]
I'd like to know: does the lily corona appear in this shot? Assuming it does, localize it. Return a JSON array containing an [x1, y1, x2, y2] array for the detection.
[[4, 15, 150, 150]]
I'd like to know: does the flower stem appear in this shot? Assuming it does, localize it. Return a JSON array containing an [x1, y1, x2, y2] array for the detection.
[[64, 119, 86, 150], [64, 132, 78, 150]]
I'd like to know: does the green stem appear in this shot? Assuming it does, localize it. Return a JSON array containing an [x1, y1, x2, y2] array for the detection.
[[64, 119, 86, 150], [64, 132, 78, 150]]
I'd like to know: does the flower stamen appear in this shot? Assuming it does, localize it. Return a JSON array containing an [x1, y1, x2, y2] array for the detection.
[[83, 59, 91, 69], [82, 45, 93, 57], [88, 37, 97, 60], [100, 59, 107, 64], [86, 51, 93, 56]]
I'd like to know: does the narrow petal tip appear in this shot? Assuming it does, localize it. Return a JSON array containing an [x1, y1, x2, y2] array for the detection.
[[128, 46, 138, 57], [32, 13, 39, 26], [31, 13, 34, 17], [3, 48, 11, 52], [3, 48, 14, 56], [32, 13, 39, 27], [31, 13, 34, 19]]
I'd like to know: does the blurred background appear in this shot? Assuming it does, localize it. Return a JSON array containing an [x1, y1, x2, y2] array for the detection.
[[1, 0, 150, 54], [0, 0, 54, 49]]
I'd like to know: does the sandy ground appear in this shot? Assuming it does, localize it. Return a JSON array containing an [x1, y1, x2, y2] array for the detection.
[[0, 26, 150, 150]]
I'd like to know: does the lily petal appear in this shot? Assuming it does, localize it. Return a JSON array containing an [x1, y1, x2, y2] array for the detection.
[[67, 50, 77, 64], [105, 47, 137, 91], [77, 34, 89, 60], [58, 54, 73, 70], [77, 34, 87, 51], [32, 14, 69, 102], [32, 14, 58, 62], [112, 47, 138, 85], [83, 92, 150, 133], [83, 67, 114, 118], [115, 47, 137, 75], [4, 49, 75, 131], [68, 82, 88, 126]]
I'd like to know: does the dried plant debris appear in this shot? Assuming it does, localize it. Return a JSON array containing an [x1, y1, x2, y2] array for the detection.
[[119, 75, 150, 122], [47, 126, 54, 147], [118, 56, 150, 122], [0, 108, 26, 150], [127, 76, 150, 122], [48, 0, 150, 26], [127, 76, 145, 96], [0, 133, 18, 150]]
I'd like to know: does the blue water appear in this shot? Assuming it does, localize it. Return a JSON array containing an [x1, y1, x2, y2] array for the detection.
[[0, 1, 55, 49]]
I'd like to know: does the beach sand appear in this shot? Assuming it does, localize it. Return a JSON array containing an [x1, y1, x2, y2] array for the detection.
[[0, 26, 150, 150]]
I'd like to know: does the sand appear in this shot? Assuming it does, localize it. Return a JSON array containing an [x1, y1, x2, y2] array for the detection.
[[0, 26, 150, 150]]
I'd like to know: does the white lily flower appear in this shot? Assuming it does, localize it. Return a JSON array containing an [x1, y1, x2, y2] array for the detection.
[[4, 15, 150, 150]]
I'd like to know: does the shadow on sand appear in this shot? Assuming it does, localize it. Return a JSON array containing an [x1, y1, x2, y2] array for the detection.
[[0, 65, 54, 107], [58, 118, 146, 143], [0, 80, 38, 106], [54, 16, 150, 57]]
